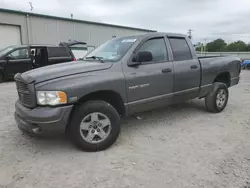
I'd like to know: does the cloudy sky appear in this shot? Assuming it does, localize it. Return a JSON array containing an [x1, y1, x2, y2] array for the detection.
[[1, 0, 250, 43]]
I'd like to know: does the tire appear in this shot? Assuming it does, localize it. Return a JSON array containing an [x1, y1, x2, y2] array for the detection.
[[0, 73, 3, 83], [205, 82, 229, 113], [68, 100, 120, 151]]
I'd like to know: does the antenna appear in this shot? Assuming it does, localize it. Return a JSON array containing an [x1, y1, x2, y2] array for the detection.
[[29, 2, 33, 12]]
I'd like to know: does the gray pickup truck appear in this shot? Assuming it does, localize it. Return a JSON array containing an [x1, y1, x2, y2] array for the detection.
[[14, 32, 241, 151]]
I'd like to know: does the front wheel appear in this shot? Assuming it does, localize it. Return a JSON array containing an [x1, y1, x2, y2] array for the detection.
[[205, 82, 229, 113], [68, 100, 120, 151]]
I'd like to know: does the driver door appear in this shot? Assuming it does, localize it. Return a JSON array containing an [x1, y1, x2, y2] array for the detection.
[[123, 36, 174, 114], [4, 48, 32, 78]]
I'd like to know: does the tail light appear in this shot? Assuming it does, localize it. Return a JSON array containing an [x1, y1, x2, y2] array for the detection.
[[73, 58, 77, 61]]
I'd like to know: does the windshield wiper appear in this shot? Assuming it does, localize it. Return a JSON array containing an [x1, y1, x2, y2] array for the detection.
[[85, 56, 105, 63]]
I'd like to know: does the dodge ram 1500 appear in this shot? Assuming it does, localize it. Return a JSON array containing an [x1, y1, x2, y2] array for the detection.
[[14, 32, 241, 151]]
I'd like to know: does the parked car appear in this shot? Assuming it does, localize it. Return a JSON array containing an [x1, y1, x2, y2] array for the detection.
[[14, 32, 241, 151], [241, 60, 250, 69], [0, 41, 86, 82]]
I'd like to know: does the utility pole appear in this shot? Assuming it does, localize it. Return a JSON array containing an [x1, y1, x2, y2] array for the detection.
[[188, 29, 193, 39], [204, 38, 207, 54], [27, 2, 34, 44], [201, 42, 203, 55], [28, 2, 33, 12]]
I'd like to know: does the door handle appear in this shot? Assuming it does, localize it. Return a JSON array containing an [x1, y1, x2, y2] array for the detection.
[[190, 65, 198, 69], [162, 68, 172, 73]]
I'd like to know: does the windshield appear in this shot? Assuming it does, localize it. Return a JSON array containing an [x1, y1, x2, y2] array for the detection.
[[85, 36, 137, 62], [0, 46, 14, 57]]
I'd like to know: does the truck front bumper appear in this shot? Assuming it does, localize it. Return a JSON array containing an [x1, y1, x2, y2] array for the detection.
[[14, 101, 73, 134]]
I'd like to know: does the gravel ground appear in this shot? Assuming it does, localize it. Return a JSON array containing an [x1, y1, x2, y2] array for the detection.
[[1, 71, 250, 188]]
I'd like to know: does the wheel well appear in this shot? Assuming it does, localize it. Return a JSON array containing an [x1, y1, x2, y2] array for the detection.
[[77, 90, 125, 116], [214, 72, 230, 87]]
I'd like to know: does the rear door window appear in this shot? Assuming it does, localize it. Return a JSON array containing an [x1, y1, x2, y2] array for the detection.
[[169, 38, 192, 61], [47, 47, 71, 58]]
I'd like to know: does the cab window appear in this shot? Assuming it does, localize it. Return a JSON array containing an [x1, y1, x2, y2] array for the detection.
[[169, 38, 192, 61], [137, 37, 168, 63]]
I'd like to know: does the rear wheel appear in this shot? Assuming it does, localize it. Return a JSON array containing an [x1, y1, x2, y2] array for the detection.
[[68, 100, 120, 151], [205, 82, 229, 113]]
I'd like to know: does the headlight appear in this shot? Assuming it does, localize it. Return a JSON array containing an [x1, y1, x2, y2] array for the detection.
[[36, 91, 67, 106]]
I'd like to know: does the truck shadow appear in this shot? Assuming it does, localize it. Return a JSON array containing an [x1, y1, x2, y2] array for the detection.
[[20, 132, 75, 152], [120, 99, 207, 133], [123, 99, 206, 121], [18, 99, 207, 153]]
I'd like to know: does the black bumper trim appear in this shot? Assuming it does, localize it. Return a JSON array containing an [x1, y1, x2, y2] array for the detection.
[[15, 101, 73, 134]]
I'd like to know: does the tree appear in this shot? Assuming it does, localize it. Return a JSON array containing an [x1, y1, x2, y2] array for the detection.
[[246, 44, 250, 51], [227, 40, 247, 52], [195, 42, 204, 52], [197, 39, 250, 52], [206, 39, 227, 52]]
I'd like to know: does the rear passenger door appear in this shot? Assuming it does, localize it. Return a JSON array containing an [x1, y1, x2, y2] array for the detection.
[[124, 36, 174, 113], [168, 37, 200, 100]]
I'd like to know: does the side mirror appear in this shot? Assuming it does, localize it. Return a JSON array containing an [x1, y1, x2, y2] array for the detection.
[[128, 51, 153, 67]]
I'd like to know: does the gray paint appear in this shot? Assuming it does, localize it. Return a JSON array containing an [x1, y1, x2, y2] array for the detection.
[[0, 9, 155, 47], [199, 56, 239, 86], [15, 101, 72, 134], [14, 32, 241, 133]]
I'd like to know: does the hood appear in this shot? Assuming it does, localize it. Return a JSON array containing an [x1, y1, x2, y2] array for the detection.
[[21, 61, 113, 84]]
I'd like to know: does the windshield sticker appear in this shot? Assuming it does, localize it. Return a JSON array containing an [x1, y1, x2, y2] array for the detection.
[[121, 39, 137, 43]]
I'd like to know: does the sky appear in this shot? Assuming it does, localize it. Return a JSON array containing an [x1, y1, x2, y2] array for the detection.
[[0, 0, 250, 44]]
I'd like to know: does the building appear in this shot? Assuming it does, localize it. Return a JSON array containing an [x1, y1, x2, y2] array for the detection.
[[0, 8, 156, 49]]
